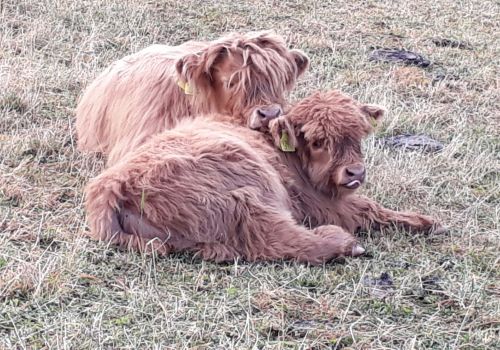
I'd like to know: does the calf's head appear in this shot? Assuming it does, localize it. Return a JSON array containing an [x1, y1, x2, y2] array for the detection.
[[175, 31, 309, 129], [270, 90, 385, 197]]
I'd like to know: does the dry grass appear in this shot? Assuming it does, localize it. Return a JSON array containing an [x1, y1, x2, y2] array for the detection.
[[0, 0, 499, 348]]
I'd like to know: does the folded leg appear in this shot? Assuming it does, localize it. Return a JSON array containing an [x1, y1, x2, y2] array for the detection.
[[200, 190, 365, 265]]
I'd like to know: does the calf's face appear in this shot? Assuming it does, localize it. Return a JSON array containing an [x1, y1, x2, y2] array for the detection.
[[270, 91, 385, 197], [175, 31, 309, 129]]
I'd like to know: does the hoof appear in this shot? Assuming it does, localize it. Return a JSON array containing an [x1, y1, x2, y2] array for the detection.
[[431, 225, 449, 235], [352, 244, 366, 257]]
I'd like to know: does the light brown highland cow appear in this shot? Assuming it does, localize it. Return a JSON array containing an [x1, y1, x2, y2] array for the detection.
[[84, 90, 445, 264], [75, 31, 309, 165], [85, 91, 445, 265]]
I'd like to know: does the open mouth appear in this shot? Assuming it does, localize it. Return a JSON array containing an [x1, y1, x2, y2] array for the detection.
[[342, 180, 362, 190]]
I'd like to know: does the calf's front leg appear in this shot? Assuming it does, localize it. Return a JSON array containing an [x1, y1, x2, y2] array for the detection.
[[336, 195, 447, 235]]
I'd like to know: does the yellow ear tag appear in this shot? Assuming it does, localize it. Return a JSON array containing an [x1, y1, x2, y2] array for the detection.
[[183, 82, 193, 95], [177, 80, 193, 95], [369, 116, 378, 128], [279, 130, 295, 152]]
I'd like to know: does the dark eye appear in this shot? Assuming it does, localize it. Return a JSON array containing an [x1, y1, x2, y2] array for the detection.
[[312, 139, 324, 149]]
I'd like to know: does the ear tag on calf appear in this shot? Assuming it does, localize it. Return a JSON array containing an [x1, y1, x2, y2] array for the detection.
[[279, 130, 296, 152], [183, 82, 193, 95], [369, 116, 378, 128], [177, 80, 193, 95]]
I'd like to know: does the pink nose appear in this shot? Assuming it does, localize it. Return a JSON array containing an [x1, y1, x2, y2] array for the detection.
[[256, 104, 282, 120], [342, 164, 366, 190], [345, 164, 366, 180]]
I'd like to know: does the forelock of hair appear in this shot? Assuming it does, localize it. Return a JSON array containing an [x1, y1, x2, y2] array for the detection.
[[288, 91, 373, 144], [226, 41, 299, 108]]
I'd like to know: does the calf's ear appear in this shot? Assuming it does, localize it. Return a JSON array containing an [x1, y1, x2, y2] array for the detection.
[[269, 116, 298, 153], [361, 104, 385, 128], [175, 55, 200, 94], [290, 49, 310, 78], [175, 45, 227, 93]]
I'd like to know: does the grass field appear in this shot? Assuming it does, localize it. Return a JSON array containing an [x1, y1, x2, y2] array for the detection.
[[0, 0, 499, 348]]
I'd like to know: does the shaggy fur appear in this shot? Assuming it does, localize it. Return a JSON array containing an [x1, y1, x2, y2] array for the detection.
[[84, 90, 444, 264], [75, 31, 309, 166]]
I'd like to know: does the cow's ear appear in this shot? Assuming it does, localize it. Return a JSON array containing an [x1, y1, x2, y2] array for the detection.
[[290, 49, 309, 78], [269, 116, 298, 153], [175, 45, 227, 92], [361, 104, 385, 129], [175, 54, 201, 94], [361, 104, 385, 122]]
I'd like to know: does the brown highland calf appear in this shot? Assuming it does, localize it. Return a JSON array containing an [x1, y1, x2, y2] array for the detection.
[[75, 31, 309, 165], [84, 90, 444, 265]]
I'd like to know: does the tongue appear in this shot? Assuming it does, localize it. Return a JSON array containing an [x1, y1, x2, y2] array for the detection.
[[345, 180, 361, 189]]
